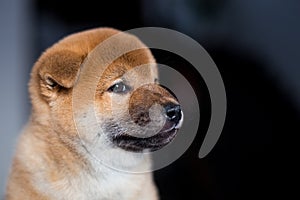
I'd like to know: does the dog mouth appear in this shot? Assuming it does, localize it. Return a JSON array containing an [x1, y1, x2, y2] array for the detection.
[[110, 116, 183, 152], [107, 100, 183, 152], [111, 127, 178, 152]]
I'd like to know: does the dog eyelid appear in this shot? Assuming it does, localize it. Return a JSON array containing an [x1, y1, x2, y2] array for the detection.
[[107, 81, 131, 94]]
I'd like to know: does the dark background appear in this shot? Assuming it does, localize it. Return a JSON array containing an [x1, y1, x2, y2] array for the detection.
[[1, 0, 299, 199]]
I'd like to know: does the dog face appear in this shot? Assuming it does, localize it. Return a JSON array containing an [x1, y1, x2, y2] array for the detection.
[[94, 49, 183, 152], [30, 28, 183, 158]]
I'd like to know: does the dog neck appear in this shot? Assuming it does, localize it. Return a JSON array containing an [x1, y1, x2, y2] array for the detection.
[[13, 121, 154, 199]]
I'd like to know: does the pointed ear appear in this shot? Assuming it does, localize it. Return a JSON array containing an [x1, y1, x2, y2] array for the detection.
[[38, 50, 84, 89]]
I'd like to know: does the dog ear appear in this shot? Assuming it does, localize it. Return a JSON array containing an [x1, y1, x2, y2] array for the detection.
[[38, 50, 84, 89], [36, 49, 84, 101]]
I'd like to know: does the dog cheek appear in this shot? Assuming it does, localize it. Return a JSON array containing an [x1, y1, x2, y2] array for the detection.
[[50, 97, 78, 137], [94, 93, 114, 119]]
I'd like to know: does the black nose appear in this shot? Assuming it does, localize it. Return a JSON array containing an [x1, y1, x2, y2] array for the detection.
[[164, 104, 182, 124]]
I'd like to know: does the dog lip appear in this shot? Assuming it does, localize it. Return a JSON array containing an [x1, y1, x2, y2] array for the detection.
[[160, 124, 176, 133], [111, 128, 178, 152]]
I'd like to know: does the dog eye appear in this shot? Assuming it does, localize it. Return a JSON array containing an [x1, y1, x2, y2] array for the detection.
[[107, 82, 130, 94]]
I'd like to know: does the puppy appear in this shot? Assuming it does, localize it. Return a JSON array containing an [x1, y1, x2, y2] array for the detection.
[[6, 28, 183, 200]]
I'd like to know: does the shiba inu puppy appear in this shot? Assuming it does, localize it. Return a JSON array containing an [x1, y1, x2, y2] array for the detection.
[[6, 28, 183, 200]]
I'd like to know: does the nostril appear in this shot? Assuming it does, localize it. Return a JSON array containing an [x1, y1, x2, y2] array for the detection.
[[165, 104, 181, 123]]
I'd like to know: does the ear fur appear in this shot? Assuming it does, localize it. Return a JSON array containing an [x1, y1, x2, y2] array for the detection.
[[38, 50, 84, 89]]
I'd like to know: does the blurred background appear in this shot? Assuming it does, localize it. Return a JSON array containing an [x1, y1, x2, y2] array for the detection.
[[0, 0, 299, 199]]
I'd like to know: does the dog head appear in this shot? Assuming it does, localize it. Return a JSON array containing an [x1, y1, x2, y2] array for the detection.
[[29, 28, 183, 158]]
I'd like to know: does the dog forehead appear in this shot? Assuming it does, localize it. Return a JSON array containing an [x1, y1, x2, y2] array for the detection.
[[86, 45, 156, 85], [76, 30, 155, 78], [99, 59, 156, 86], [108, 49, 155, 75]]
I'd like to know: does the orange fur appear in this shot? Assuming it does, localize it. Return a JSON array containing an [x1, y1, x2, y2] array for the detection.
[[6, 28, 178, 200]]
